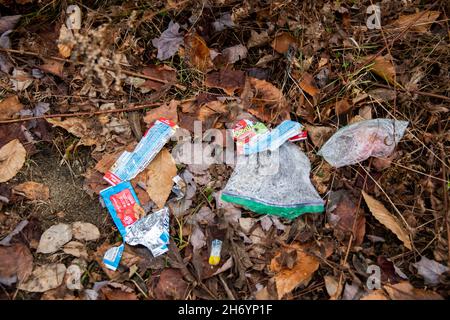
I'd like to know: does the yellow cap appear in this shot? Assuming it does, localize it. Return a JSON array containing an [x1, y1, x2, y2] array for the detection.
[[209, 256, 220, 266]]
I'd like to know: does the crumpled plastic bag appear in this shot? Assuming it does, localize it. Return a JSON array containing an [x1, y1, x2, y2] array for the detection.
[[317, 119, 408, 168], [221, 142, 324, 219]]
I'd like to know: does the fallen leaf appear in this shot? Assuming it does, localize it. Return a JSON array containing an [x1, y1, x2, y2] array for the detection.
[[324, 275, 339, 298], [18, 264, 66, 293], [72, 222, 100, 241], [0, 96, 23, 120], [384, 281, 443, 300], [269, 243, 320, 299], [335, 99, 352, 115], [57, 24, 74, 58], [154, 268, 188, 300], [197, 100, 228, 121], [0, 139, 26, 183], [152, 20, 184, 60], [327, 190, 366, 245], [342, 282, 363, 300], [141, 65, 177, 91], [65, 264, 82, 291], [184, 34, 213, 72], [136, 148, 177, 208], [11, 68, 33, 91], [37, 223, 73, 254], [247, 30, 270, 48], [205, 70, 246, 96], [243, 77, 290, 123], [40, 58, 64, 77], [366, 55, 396, 84], [362, 191, 412, 250], [143, 100, 179, 125], [271, 32, 297, 54], [63, 241, 88, 259], [190, 224, 206, 251], [392, 11, 440, 33], [413, 256, 449, 286], [299, 73, 320, 97], [12, 181, 50, 201], [360, 290, 389, 300], [0, 243, 33, 286], [304, 125, 334, 148], [222, 44, 248, 64], [0, 15, 21, 34], [46, 117, 99, 147], [101, 285, 138, 300], [212, 12, 234, 32]]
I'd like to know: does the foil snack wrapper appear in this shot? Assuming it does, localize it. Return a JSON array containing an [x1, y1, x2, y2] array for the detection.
[[125, 207, 170, 257], [100, 182, 170, 270]]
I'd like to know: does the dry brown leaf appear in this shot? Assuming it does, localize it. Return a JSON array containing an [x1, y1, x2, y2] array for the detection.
[[362, 191, 412, 250], [304, 125, 334, 148], [0, 243, 33, 285], [18, 264, 66, 292], [40, 58, 64, 77], [392, 11, 440, 33], [154, 268, 188, 300], [57, 24, 74, 58], [184, 34, 213, 72], [271, 32, 297, 54], [143, 100, 179, 125], [101, 286, 138, 300], [12, 181, 50, 201], [135, 148, 177, 208], [299, 73, 320, 97], [243, 77, 290, 124], [222, 44, 248, 64], [247, 30, 270, 48], [335, 99, 352, 115], [366, 55, 396, 84], [0, 96, 23, 120], [384, 281, 443, 300], [47, 118, 99, 147], [72, 221, 100, 241], [269, 243, 320, 299], [0, 139, 26, 183], [360, 290, 389, 300], [327, 190, 366, 246], [141, 65, 177, 91], [205, 70, 246, 95], [197, 100, 228, 121]]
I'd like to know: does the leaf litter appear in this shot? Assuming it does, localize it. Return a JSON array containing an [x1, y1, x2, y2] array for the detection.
[[0, 1, 448, 301]]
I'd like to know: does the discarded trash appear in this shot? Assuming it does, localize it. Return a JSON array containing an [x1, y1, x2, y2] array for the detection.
[[100, 182, 170, 270], [222, 142, 324, 219], [233, 119, 306, 155], [209, 239, 222, 266], [125, 207, 170, 257], [317, 119, 408, 168], [104, 118, 177, 185], [171, 175, 186, 200]]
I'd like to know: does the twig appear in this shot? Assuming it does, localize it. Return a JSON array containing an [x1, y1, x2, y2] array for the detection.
[[0, 48, 186, 90], [352, 5, 437, 74], [373, 83, 450, 102], [219, 274, 236, 300], [0, 102, 162, 125]]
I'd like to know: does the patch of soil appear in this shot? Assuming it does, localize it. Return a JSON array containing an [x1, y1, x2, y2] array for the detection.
[[13, 145, 113, 235]]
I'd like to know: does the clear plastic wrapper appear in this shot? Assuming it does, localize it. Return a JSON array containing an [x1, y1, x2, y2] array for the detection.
[[221, 142, 324, 219], [317, 119, 408, 168], [104, 118, 177, 185]]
